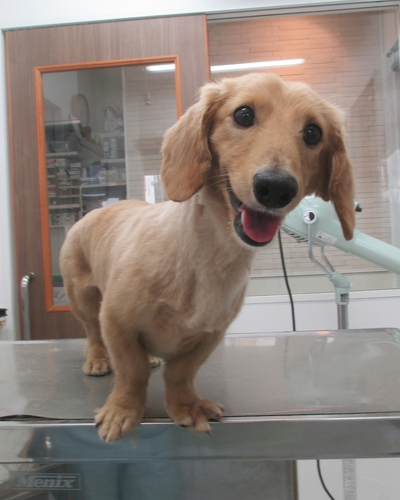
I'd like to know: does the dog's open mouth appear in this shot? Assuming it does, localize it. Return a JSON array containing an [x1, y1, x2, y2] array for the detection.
[[228, 181, 281, 247]]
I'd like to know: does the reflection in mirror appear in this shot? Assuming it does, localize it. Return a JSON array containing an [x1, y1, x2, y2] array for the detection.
[[42, 63, 177, 306]]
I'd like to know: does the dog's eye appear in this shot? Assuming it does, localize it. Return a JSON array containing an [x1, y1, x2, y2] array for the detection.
[[303, 124, 322, 145], [233, 106, 255, 127]]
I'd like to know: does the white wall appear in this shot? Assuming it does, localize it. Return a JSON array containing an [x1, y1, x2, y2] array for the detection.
[[228, 289, 400, 334], [0, 32, 17, 340], [0, 0, 372, 30]]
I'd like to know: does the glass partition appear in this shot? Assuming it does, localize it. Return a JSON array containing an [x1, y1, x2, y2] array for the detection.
[[208, 8, 400, 295], [39, 62, 178, 307]]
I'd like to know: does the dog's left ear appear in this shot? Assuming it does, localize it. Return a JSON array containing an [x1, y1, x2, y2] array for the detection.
[[161, 83, 222, 202], [315, 110, 356, 241]]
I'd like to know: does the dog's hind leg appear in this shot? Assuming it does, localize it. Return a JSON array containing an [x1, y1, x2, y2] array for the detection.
[[60, 231, 112, 377], [67, 283, 112, 377], [163, 331, 225, 434]]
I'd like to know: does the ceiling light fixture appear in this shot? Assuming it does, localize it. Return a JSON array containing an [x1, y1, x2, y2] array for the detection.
[[145, 63, 176, 72], [211, 59, 305, 72], [146, 59, 305, 73]]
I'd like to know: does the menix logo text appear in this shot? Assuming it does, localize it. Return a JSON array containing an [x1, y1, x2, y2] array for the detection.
[[12, 473, 81, 491]]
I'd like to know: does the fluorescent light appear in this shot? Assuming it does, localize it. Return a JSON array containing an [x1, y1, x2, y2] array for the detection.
[[146, 63, 176, 72], [211, 59, 305, 73], [146, 59, 305, 74]]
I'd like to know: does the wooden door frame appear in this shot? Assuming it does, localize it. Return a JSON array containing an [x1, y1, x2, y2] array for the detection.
[[35, 55, 182, 312], [6, 15, 210, 339]]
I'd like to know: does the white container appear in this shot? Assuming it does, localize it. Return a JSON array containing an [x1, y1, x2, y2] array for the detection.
[[103, 140, 110, 158], [110, 138, 118, 158]]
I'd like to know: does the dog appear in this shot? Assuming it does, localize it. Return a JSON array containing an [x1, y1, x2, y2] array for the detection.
[[59, 72, 355, 442]]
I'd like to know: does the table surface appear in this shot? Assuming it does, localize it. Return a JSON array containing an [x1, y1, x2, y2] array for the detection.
[[1, 329, 400, 462]]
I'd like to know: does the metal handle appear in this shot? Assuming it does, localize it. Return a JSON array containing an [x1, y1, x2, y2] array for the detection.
[[20, 273, 35, 340]]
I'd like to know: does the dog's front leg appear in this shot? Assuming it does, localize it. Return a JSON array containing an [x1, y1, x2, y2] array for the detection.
[[164, 331, 225, 434], [94, 320, 151, 442]]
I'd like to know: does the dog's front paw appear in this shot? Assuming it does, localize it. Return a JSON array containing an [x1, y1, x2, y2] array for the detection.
[[95, 402, 144, 442], [167, 399, 224, 434]]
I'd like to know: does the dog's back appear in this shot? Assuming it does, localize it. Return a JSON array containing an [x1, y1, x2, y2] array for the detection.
[[60, 199, 152, 291]]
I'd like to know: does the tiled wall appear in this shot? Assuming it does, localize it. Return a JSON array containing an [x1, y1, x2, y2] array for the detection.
[[208, 11, 398, 291], [123, 66, 177, 200]]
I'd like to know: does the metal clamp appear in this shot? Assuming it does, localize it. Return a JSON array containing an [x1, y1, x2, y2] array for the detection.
[[306, 222, 351, 329]]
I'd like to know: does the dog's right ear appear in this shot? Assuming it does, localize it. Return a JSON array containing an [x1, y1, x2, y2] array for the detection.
[[314, 106, 355, 241], [161, 83, 222, 202]]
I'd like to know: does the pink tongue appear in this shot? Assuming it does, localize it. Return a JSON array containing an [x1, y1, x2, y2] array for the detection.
[[239, 205, 281, 243]]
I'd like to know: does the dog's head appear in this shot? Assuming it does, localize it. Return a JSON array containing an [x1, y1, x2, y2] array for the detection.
[[161, 72, 355, 246]]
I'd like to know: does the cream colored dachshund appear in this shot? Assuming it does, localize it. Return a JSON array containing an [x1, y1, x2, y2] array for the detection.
[[60, 72, 355, 442]]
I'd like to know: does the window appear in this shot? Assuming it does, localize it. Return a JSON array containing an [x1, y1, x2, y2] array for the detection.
[[208, 8, 400, 295], [39, 62, 178, 306]]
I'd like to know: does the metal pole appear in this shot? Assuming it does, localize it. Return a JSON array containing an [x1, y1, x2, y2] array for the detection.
[[338, 304, 349, 330]]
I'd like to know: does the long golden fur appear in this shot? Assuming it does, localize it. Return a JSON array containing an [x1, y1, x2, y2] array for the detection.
[[60, 72, 355, 442]]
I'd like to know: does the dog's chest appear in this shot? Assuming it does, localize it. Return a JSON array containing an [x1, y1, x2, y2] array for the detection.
[[193, 272, 247, 328], [142, 267, 249, 358]]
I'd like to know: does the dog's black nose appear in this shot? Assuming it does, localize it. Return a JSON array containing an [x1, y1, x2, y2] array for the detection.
[[253, 170, 298, 209]]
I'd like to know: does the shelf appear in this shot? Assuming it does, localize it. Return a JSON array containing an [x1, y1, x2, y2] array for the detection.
[[81, 182, 126, 188], [50, 224, 77, 228], [47, 151, 79, 158], [98, 132, 124, 138], [101, 158, 126, 164], [48, 204, 80, 209], [45, 119, 81, 126], [47, 165, 76, 169]]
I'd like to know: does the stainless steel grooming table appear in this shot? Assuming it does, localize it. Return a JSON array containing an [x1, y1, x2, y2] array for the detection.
[[1, 329, 400, 499]]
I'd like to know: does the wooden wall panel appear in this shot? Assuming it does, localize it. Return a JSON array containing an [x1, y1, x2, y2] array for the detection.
[[6, 15, 209, 339]]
